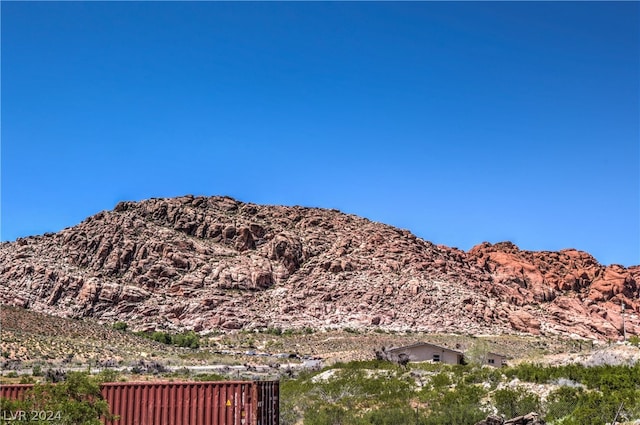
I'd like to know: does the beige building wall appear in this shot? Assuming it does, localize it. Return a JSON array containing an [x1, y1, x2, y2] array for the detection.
[[390, 344, 463, 365], [485, 353, 506, 367]]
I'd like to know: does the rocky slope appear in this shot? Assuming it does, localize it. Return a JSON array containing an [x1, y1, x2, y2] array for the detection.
[[1, 195, 638, 340]]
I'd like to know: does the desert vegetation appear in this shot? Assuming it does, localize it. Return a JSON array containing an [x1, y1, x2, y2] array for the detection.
[[3, 305, 640, 424], [134, 329, 201, 349], [0, 306, 183, 364], [280, 360, 640, 425], [0, 372, 116, 425], [3, 361, 639, 424], [4, 305, 597, 371]]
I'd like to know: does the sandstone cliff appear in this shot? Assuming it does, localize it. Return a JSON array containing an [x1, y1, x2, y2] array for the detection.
[[1, 195, 638, 340]]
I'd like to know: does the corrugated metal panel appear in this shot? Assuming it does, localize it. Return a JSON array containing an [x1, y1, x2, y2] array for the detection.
[[1, 380, 279, 425], [257, 380, 279, 425], [0, 383, 33, 401]]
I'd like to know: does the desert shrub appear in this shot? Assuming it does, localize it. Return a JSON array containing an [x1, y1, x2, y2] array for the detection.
[[503, 363, 640, 423], [151, 331, 172, 344], [429, 371, 452, 389], [421, 382, 487, 425], [505, 362, 640, 392], [112, 321, 128, 332], [545, 386, 584, 422], [279, 360, 640, 425], [562, 391, 627, 425], [280, 372, 317, 425], [281, 364, 418, 424], [280, 399, 301, 425], [263, 327, 283, 335], [172, 331, 200, 349], [303, 404, 354, 425], [504, 362, 551, 383], [137, 330, 200, 348], [194, 373, 227, 381], [19, 376, 35, 384], [331, 360, 399, 371], [493, 387, 541, 418], [95, 369, 119, 383], [462, 365, 502, 388], [32, 364, 43, 377], [408, 361, 444, 373], [0, 372, 114, 425], [363, 407, 420, 425]]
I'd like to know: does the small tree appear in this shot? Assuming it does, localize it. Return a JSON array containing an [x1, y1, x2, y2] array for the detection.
[[493, 387, 541, 419], [0, 372, 115, 425], [173, 331, 200, 349], [151, 331, 171, 344], [112, 322, 128, 332], [545, 386, 583, 422], [32, 364, 43, 377]]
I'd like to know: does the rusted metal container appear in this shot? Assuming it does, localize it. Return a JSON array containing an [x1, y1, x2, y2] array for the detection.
[[1, 380, 279, 425], [0, 383, 32, 401], [102, 381, 279, 425]]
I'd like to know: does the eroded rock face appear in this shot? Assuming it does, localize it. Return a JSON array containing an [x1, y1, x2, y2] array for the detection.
[[1, 195, 638, 339], [467, 242, 640, 339]]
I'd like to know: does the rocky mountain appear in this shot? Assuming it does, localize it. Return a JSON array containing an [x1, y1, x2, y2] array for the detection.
[[1, 195, 638, 340]]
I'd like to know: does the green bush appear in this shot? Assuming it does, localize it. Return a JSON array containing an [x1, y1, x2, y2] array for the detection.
[[0, 372, 115, 425], [545, 386, 583, 422], [278, 360, 640, 425], [429, 372, 452, 389], [151, 331, 172, 344], [493, 387, 541, 418], [331, 360, 399, 371], [566, 391, 621, 425], [112, 321, 128, 332], [194, 373, 227, 381], [19, 376, 35, 384], [304, 404, 353, 425], [172, 331, 200, 349], [263, 327, 283, 335], [363, 407, 420, 425], [421, 381, 487, 425], [137, 330, 200, 348], [462, 365, 502, 388], [95, 369, 119, 383], [504, 362, 640, 392], [32, 364, 43, 377]]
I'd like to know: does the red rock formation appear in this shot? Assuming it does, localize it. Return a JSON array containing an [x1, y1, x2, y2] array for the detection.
[[0, 195, 638, 340]]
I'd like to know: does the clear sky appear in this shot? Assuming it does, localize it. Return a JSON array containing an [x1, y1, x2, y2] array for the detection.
[[1, 2, 638, 266]]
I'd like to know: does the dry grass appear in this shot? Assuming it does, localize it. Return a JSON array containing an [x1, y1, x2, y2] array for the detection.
[[207, 327, 589, 365], [1, 305, 593, 373], [1, 305, 181, 365]]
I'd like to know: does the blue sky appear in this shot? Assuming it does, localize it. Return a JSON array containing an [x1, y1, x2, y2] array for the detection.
[[1, 2, 638, 266]]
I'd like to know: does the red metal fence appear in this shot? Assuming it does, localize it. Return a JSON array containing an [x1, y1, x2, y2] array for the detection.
[[1, 380, 279, 425]]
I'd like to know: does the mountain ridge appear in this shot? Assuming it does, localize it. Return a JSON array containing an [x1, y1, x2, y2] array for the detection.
[[1, 195, 638, 340]]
